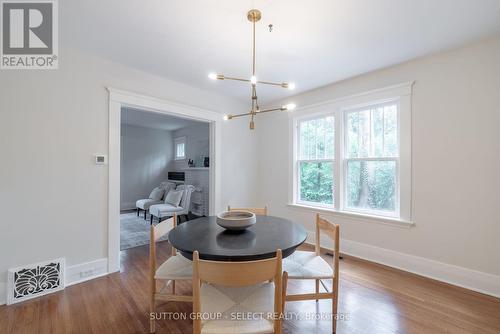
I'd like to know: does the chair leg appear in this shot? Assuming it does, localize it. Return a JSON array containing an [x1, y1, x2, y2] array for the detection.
[[137, 208, 140, 217], [150, 214, 154, 225], [315, 279, 320, 301], [332, 294, 338, 333], [150, 286, 155, 333], [144, 210, 147, 220], [282, 272, 288, 312]]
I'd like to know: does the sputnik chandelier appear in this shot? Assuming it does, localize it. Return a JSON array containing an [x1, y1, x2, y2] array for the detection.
[[208, 9, 296, 129]]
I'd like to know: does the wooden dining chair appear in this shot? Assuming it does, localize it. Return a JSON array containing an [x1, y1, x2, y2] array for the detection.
[[227, 205, 268, 216], [282, 214, 340, 333], [192, 249, 283, 334], [150, 214, 193, 333]]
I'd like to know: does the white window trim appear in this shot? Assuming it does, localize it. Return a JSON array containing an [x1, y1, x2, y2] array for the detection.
[[289, 82, 414, 225], [174, 136, 186, 160]]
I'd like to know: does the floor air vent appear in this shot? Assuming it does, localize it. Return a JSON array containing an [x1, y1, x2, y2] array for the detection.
[[7, 258, 65, 305]]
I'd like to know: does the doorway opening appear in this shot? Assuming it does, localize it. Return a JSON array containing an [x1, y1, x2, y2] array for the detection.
[[119, 107, 211, 250], [107, 88, 222, 273]]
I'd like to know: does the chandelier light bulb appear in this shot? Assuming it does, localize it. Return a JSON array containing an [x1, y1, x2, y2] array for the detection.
[[208, 73, 218, 80], [250, 76, 257, 85], [285, 103, 296, 111], [288, 82, 296, 90], [223, 115, 229, 120]]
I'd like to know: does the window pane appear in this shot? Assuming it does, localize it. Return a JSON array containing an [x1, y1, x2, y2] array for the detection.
[[299, 116, 334, 160], [346, 109, 370, 158], [346, 160, 396, 213], [346, 104, 398, 158], [299, 161, 334, 205], [383, 105, 398, 156], [176, 143, 185, 158], [372, 107, 384, 157]]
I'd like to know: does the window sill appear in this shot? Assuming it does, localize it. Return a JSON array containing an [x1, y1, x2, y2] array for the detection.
[[287, 203, 414, 228]]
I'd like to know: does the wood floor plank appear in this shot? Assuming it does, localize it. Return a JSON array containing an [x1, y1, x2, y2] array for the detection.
[[1, 242, 499, 333]]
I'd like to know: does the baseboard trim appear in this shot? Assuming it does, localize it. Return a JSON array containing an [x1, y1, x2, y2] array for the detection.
[[305, 231, 500, 298], [0, 282, 6, 305], [121, 203, 137, 211], [65, 258, 109, 287]]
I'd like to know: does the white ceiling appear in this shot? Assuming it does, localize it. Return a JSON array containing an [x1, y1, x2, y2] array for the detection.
[[121, 107, 203, 131], [63, 0, 500, 104]]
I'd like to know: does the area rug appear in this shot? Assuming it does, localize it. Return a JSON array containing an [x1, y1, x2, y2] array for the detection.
[[120, 212, 168, 250]]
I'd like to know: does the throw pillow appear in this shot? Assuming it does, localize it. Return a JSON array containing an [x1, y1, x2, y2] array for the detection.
[[149, 187, 165, 201], [164, 189, 184, 207]]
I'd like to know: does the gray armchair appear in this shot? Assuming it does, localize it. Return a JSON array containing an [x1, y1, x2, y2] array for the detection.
[[149, 184, 196, 224], [135, 182, 176, 219]]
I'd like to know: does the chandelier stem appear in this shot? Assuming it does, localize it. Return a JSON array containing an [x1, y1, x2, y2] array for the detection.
[[252, 18, 256, 76]]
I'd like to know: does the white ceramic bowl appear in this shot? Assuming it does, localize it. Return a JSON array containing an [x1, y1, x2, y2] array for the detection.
[[216, 211, 256, 230]]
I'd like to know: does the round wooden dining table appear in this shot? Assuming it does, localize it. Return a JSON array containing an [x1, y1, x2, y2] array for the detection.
[[168, 215, 307, 261]]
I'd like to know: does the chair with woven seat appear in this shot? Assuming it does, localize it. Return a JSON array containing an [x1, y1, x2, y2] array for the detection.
[[192, 249, 283, 334], [227, 205, 268, 216], [150, 214, 193, 333], [282, 214, 340, 333]]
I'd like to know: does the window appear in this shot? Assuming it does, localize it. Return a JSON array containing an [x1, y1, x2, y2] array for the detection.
[[344, 103, 398, 216], [297, 115, 335, 206], [174, 137, 186, 160], [292, 83, 412, 222]]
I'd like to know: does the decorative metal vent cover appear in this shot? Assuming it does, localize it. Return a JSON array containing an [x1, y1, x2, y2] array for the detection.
[[7, 258, 65, 305]]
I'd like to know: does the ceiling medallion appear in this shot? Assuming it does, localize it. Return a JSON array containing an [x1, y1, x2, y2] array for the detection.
[[208, 9, 296, 129]]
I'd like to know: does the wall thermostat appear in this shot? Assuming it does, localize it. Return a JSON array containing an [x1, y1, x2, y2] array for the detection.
[[94, 154, 107, 165]]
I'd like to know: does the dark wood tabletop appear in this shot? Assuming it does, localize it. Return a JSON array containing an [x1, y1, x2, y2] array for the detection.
[[168, 215, 307, 261]]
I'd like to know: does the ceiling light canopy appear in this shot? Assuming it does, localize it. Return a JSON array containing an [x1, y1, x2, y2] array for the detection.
[[209, 9, 297, 130]]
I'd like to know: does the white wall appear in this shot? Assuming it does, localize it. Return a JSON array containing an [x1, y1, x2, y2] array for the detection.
[[172, 123, 210, 170], [220, 120, 260, 209], [256, 37, 500, 294], [0, 47, 258, 302], [120, 124, 173, 210]]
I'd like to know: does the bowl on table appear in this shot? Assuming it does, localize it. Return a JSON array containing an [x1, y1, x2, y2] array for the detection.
[[216, 211, 256, 230]]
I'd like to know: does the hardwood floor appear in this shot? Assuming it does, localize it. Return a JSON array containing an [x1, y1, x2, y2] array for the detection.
[[1, 243, 499, 334]]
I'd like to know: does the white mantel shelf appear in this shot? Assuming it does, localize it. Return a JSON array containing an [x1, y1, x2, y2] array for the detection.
[[182, 168, 210, 171]]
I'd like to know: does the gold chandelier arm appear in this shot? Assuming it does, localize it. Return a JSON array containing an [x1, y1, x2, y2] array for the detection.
[[223, 76, 251, 83], [229, 112, 254, 119], [226, 106, 285, 119], [258, 80, 291, 89], [258, 106, 286, 113], [257, 80, 282, 86], [218, 76, 290, 90]]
